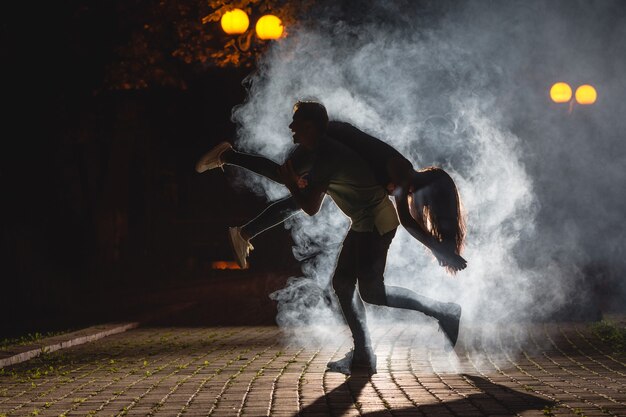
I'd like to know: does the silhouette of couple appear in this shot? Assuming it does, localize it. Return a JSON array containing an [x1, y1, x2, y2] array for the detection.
[[196, 101, 467, 375]]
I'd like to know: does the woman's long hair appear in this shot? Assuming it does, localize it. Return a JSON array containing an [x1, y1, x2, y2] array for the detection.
[[410, 167, 466, 263]]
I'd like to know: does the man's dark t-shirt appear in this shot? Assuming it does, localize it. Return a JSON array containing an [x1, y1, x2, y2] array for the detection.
[[290, 137, 399, 234], [289, 121, 413, 187], [327, 121, 414, 187]]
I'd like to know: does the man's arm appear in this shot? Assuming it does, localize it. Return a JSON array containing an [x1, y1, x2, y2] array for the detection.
[[279, 161, 326, 216]]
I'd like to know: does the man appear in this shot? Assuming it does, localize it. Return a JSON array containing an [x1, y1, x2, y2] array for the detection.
[[197, 121, 466, 272], [197, 101, 462, 374]]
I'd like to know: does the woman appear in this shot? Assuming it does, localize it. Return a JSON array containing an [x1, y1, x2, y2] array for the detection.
[[196, 121, 467, 273], [388, 161, 467, 275]]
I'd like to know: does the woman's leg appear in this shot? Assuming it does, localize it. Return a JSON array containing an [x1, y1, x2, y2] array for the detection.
[[222, 149, 303, 267], [222, 149, 283, 183], [229, 196, 301, 268], [240, 196, 301, 240]]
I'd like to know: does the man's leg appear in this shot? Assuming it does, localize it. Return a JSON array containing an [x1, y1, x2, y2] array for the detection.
[[356, 229, 462, 349], [383, 285, 462, 349], [332, 231, 368, 348], [329, 231, 377, 374], [356, 228, 451, 316]]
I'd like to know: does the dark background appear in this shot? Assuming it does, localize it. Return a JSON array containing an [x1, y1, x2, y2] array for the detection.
[[2, 0, 625, 337], [1, 1, 300, 337]]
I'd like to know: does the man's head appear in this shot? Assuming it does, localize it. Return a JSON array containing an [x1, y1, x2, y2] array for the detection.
[[387, 157, 415, 189], [289, 101, 328, 149]]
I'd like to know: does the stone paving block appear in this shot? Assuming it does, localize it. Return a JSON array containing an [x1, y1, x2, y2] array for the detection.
[[0, 322, 625, 416]]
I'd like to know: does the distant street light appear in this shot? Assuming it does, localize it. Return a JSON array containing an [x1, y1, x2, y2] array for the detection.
[[550, 82, 572, 103], [575, 85, 597, 105], [550, 82, 597, 113]]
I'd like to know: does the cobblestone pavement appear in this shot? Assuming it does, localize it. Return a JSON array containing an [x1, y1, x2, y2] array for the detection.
[[1, 320, 625, 417]]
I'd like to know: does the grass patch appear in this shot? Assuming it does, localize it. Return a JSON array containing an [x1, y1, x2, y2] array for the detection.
[[0, 331, 70, 351], [591, 319, 626, 354]]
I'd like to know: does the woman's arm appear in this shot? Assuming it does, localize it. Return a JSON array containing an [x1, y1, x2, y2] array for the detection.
[[395, 186, 467, 271], [394, 186, 437, 248]]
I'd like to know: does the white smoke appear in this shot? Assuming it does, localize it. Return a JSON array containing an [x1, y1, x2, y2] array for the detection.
[[229, 0, 626, 357]]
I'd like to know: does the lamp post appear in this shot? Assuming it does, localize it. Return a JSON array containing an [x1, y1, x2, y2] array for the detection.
[[219, 9, 284, 52], [550, 82, 597, 113], [201, 3, 293, 67]]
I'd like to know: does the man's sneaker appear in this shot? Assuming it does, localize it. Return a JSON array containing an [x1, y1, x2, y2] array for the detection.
[[438, 303, 462, 351], [326, 346, 377, 376], [352, 345, 377, 375], [229, 227, 253, 269], [326, 351, 353, 375], [195, 142, 232, 173]]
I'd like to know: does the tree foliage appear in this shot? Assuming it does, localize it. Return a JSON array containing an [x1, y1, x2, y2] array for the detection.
[[105, 0, 308, 90]]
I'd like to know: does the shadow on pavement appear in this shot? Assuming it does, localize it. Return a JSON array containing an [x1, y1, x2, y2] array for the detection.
[[296, 373, 554, 417]]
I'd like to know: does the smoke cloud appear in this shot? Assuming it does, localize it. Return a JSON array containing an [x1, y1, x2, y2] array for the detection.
[[228, 0, 626, 357]]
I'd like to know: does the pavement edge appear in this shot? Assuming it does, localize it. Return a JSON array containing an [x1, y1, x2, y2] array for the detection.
[[0, 301, 197, 368]]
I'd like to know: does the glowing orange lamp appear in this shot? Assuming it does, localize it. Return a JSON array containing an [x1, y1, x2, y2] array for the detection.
[[255, 15, 284, 40], [575, 84, 597, 105], [220, 9, 249, 35], [550, 82, 572, 103]]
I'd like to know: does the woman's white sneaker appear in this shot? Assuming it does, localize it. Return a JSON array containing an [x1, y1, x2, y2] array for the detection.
[[229, 227, 253, 269], [195, 142, 232, 173]]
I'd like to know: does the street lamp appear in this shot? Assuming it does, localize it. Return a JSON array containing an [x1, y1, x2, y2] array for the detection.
[[575, 85, 597, 105], [550, 82, 597, 113], [220, 9, 249, 35], [550, 82, 572, 103], [218, 10, 284, 52], [255, 15, 284, 40]]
